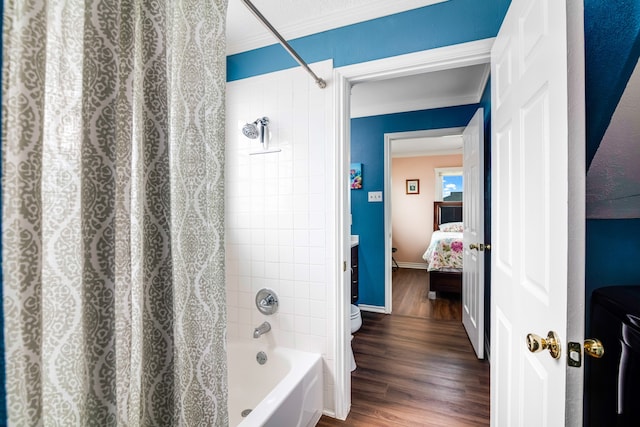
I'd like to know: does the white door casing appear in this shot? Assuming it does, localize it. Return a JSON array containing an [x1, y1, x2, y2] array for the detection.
[[334, 38, 495, 420], [462, 108, 485, 359], [490, 0, 585, 426]]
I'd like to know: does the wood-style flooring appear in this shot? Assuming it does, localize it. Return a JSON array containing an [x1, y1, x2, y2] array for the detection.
[[391, 267, 462, 320], [317, 268, 489, 427]]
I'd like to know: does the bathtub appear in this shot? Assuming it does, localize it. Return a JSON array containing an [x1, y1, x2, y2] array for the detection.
[[227, 341, 323, 427]]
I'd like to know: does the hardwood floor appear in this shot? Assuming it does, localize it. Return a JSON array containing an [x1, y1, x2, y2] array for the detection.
[[391, 268, 462, 320], [317, 268, 489, 427]]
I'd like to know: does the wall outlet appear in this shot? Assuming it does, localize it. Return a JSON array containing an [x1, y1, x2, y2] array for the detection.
[[368, 191, 383, 202]]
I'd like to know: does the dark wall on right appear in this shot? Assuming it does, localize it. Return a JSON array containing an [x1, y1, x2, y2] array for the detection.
[[583, 1, 640, 324], [585, 219, 640, 330]]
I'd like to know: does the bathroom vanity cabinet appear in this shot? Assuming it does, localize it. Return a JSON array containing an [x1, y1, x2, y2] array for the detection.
[[351, 244, 358, 303]]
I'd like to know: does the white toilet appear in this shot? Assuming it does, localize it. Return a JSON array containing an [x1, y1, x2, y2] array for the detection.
[[350, 304, 362, 371]]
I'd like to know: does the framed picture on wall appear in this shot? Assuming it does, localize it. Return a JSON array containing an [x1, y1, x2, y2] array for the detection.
[[350, 163, 363, 189], [406, 179, 419, 194]]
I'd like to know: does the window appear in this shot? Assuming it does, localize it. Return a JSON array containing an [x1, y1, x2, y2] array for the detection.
[[434, 167, 463, 201]]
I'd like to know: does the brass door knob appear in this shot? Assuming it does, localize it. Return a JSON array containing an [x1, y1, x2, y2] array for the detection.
[[526, 331, 561, 359], [469, 243, 491, 251], [584, 338, 604, 358]]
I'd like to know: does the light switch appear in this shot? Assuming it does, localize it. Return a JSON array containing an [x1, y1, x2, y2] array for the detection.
[[368, 191, 383, 202]]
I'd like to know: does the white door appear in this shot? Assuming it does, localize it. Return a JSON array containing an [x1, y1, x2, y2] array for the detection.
[[491, 0, 585, 425], [462, 108, 484, 359]]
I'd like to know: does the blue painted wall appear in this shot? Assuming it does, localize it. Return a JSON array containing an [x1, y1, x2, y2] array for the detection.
[[585, 219, 640, 329], [350, 105, 480, 306], [585, 0, 640, 168], [228, 0, 511, 82], [349, 80, 492, 317]]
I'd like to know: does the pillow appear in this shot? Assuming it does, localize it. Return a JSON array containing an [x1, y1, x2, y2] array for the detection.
[[439, 222, 463, 232]]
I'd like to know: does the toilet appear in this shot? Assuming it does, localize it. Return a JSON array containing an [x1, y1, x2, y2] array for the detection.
[[350, 304, 362, 371], [350, 304, 362, 333]]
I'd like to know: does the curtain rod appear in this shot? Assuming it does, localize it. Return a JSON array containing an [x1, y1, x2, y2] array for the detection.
[[240, 0, 327, 89]]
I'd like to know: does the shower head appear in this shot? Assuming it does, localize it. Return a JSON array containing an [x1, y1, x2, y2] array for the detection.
[[242, 122, 260, 139], [242, 117, 269, 141]]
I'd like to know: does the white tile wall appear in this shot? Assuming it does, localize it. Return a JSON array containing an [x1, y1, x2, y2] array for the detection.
[[225, 60, 337, 414]]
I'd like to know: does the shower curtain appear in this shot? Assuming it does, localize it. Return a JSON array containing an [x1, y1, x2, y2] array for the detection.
[[2, 0, 228, 425]]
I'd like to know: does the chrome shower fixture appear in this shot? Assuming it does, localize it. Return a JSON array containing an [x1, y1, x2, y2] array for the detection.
[[242, 117, 269, 144], [240, 0, 326, 89]]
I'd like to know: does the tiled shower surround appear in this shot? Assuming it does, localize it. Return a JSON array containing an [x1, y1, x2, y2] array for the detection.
[[225, 60, 339, 414]]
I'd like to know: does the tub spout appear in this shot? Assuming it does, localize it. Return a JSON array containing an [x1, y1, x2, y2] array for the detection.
[[253, 321, 271, 338]]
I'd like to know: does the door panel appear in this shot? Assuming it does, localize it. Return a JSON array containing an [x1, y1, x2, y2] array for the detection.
[[490, 0, 585, 425], [494, 309, 513, 425], [462, 108, 484, 359]]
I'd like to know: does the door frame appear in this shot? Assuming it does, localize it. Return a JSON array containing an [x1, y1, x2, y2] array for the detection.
[[383, 128, 467, 314], [332, 37, 494, 419]]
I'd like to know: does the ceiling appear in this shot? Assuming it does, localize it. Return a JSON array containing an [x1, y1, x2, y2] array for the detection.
[[390, 129, 465, 158], [350, 63, 490, 119]]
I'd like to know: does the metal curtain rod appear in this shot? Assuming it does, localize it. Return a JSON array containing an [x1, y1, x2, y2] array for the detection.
[[240, 0, 327, 89]]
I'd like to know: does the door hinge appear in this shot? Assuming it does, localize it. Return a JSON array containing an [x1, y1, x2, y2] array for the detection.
[[343, 261, 346, 272], [568, 342, 581, 367]]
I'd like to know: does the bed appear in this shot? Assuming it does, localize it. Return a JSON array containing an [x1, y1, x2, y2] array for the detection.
[[422, 201, 463, 295]]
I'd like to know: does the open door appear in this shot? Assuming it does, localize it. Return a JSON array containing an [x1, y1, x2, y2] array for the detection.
[[491, 0, 585, 425], [462, 108, 484, 359]]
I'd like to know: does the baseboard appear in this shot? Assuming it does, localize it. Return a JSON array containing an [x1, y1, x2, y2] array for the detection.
[[357, 304, 386, 313], [321, 410, 336, 422], [397, 262, 427, 270], [322, 405, 347, 421]]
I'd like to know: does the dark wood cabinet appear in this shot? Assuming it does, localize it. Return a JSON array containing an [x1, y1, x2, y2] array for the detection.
[[351, 244, 358, 303]]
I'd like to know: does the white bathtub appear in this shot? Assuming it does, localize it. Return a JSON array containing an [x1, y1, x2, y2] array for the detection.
[[227, 341, 323, 427]]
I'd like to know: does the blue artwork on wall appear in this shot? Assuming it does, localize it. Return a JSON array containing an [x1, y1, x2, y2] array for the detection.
[[350, 163, 363, 189]]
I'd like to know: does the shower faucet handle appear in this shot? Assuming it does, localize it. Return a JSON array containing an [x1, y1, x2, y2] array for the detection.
[[255, 288, 279, 315], [260, 294, 277, 307]]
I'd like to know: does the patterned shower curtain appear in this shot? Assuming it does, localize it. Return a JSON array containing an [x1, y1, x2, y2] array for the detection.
[[2, 0, 228, 425]]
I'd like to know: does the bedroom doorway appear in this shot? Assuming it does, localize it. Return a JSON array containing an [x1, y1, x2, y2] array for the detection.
[[383, 108, 486, 359], [383, 128, 466, 317]]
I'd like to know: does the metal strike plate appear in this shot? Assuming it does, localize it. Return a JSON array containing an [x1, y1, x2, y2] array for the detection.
[[568, 342, 582, 367]]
